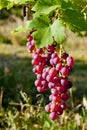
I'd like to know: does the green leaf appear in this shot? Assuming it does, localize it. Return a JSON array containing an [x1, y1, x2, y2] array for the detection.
[[61, 9, 87, 31], [0, 0, 8, 9], [8, 0, 34, 5], [14, 15, 65, 48], [51, 19, 65, 43], [32, 0, 61, 14], [29, 17, 65, 48], [27, 15, 50, 30], [33, 28, 53, 48], [0, 0, 35, 9]]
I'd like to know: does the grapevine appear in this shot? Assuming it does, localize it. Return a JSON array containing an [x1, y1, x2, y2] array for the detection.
[[0, 0, 86, 121], [26, 34, 74, 120]]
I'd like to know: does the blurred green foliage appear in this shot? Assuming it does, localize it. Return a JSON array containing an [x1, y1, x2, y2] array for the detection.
[[0, 7, 22, 19]]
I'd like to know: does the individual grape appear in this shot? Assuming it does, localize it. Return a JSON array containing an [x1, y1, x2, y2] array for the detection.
[[49, 68, 57, 77], [35, 64, 43, 74], [33, 67, 37, 74], [51, 52, 58, 59], [46, 75, 53, 82], [62, 52, 69, 59], [61, 93, 69, 101], [60, 66, 69, 76], [33, 53, 41, 60], [31, 56, 40, 65], [49, 112, 58, 120], [48, 82, 55, 89], [60, 78, 68, 86], [47, 45, 55, 53], [52, 95, 61, 103], [56, 63, 62, 71], [37, 87, 46, 92], [45, 53, 51, 60], [53, 57, 60, 64], [37, 48, 44, 54], [56, 86, 62, 92], [66, 56, 74, 67], [49, 94, 53, 101], [50, 59, 54, 65], [51, 103, 59, 111], [51, 88, 59, 95], [27, 41, 35, 53], [57, 107, 63, 115], [29, 44, 35, 52], [27, 35, 33, 41], [52, 76, 59, 85], [37, 74, 42, 80], [60, 86, 67, 93], [60, 103, 67, 110], [45, 104, 51, 112], [42, 71, 48, 79], [35, 79, 42, 87], [42, 80, 48, 86], [30, 39, 35, 45]]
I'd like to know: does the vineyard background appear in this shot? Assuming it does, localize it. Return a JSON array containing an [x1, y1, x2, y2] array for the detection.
[[0, 6, 87, 130]]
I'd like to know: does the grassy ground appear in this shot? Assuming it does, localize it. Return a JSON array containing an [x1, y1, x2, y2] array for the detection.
[[0, 41, 87, 130]]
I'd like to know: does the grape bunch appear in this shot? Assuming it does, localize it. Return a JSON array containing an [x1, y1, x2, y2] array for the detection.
[[27, 34, 74, 120]]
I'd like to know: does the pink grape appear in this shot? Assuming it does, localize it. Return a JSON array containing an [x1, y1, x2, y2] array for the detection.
[[37, 48, 44, 54], [46, 75, 53, 82], [51, 103, 59, 111], [31, 58, 39, 65], [49, 112, 58, 120], [51, 52, 58, 59], [27, 35, 33, 41], [42, 71, 48, 79], [42, 80, 48, 86], [47, 45, 55, 53], [52, 95, 61, 103], [62, 52, 69, 59], [37, 87, 46, 92], [52, 76, 59, 85], [49, 68, 57, 77], [45, 53, 51, 60], [45, 104, 51, 112], [60, 66, 69, 76], [35, 65, 43, 74], [37, 74, 42, 80], [57, 107, 63, 115], [49, 94, 53, 101], [61, 93, 69, 101], [67, 56, 74, 67], [50, 59, 54, 65], [53, 57, 60, 64], [35, 79, 42, 87], [60, 78, 68, 86], [48, 82, 55, 89], [56, 63, 62, 71], [60, 103, 67, 110], [51, 88, 59, 95], [60, 86, 67, 93]]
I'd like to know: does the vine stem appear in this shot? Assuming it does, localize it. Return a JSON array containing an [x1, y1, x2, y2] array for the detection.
[[59, 44, 63, 58], [23, 6, 31, 25]]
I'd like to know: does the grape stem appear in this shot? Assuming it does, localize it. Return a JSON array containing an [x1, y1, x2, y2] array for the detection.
[[59, 44, 63, 58]]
